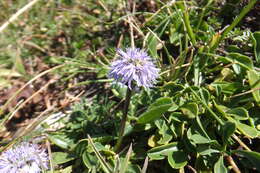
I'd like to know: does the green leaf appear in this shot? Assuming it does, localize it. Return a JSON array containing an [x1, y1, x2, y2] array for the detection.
[[197, 145, 219, 155], [180, 103, 198, 119], [168, 103, 179, 112], [155, 120, 173, 145], [119, 144, 132, 173], [227, 107, 249, 120], [147, 35, 158, 59], [211, 82, 241, 95], [236, 121, 259, 138], [227, 117, 258, 138], [167, 150, 188, 169], [214, 156, 227, 173], [195, 116, 211, 139], [147, 142, 178, 160], [190, 134, 214, 144], [247, 70, 260, 105], [52, 152, 75, 165], [233, 150, 260, 171], [55, 166, 72, 173], [87, 135, 113, 173], [150, 97, 172, 108], [252, 31, 260, 62], [199, 88, 210, 104], [227, 53, 253, 70], [125, 164, 142, 173], [162, 82, 184, 94], [82, 151, 98, 170], [137, 98, 172, 124], [221, 122, 236, 144], [13, 53, 27, 76], [47, 134, 71, 150]]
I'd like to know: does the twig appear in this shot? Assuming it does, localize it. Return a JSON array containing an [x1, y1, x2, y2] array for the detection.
[[0, 0, 41, 33], [46, 138, 54, 173], [186, 165, 197, 173], [226, 156, 241, 173], [141, 156, 149, 173], [232, 134, 251, 151], [230, 87, 260, 98]]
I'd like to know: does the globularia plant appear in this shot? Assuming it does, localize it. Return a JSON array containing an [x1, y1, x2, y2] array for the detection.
[[0, 142, 49, 173], [109, 48, 159, 89], [109, 47, 159, 152]]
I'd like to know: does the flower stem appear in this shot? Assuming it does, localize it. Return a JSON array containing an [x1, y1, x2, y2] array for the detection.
[[115, 88, 132, 153]]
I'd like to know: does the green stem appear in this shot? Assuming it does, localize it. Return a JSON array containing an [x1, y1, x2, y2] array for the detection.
[[210, 0, 257, 51], [190, 87, 251, 151], [183, 10, 196, 45], [195, 0, 213, 31], [190, 88, 223, 125], [175, 2, 196, 45], [115, 88, 132, 153]]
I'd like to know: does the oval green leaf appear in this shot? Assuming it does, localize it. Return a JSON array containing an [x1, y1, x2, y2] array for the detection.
[[247, 70, 260, 105], [214, 156, 227, 173], [52, 152, 76, 165], [227, 107, 249, 120], [168, 150, 188, 169], [221, 121, 236, 144], [147, 142, 178, 161], [137, 98, 172, 124], [180, 103, 198, 119]]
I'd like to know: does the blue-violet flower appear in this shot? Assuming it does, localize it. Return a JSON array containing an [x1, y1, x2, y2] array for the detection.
[[0, 142, 49, 173], [109, 47, 159, 89]]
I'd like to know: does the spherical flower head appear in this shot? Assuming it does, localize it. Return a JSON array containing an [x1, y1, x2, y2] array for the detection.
[[109, 47, 160, 89], [0, 142, 49, 173]]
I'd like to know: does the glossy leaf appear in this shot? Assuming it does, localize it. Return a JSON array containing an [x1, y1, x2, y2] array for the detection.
[[197, 145, 219, 155], [227, 107, 249, 120], [214, 156, 227, 173], [180, 103, 198, 119], [233, 150, 260, 171], [211, 81, 241, 95], [227, 117, 258, 138], [227, 53, 253, 70], [150, 97, 172, 108], [236, 121, 259, 138], [147, 142, 178, 160], [221, 121, 236, 144], [247, 70, 260, 105], [47, 134, 71, 150], [199, 88, 210, 104], [52, 152, 75, 165], [82, 151, 98, 170], [252, 31, 260, 62], [155, 120, 173, 145], [167, 150, 188, 169], [190, 134, 214, 144], [137, 97, 172, 124]]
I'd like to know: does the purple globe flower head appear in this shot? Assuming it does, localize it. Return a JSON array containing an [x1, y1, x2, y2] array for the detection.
[[109, 47, 160, 89], [0, 142, 49, 173]]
